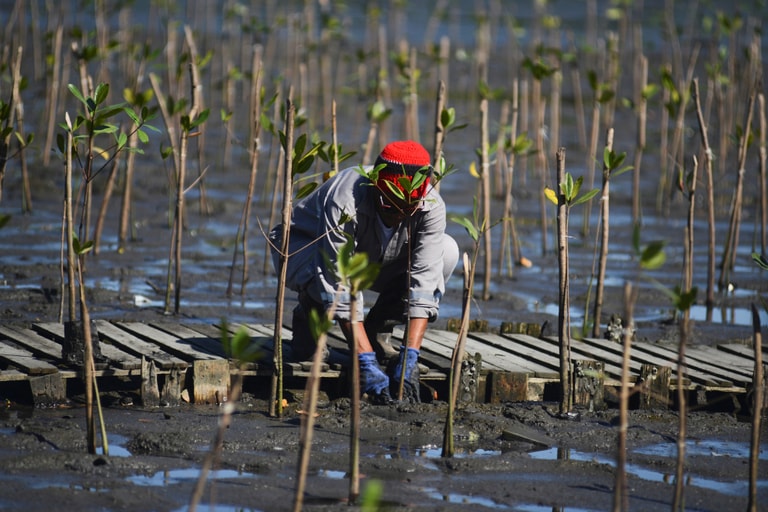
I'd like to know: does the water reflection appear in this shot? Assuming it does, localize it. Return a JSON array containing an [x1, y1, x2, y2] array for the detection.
[[529, 441, 768, 497]]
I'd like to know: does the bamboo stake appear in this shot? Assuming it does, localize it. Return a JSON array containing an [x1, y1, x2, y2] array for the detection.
[[556, 147, 571, 414], [672, 307, 690, 511], [592, 128, 614, 338], [613, 282, 636, 512], [691, 78, 716, 311], [442, 253, 472, 459], [493, 100, 509, 198], [348, 292, 360, 503], [92, 156, 121, 255], [499, 80, 521, 276], [719, 84, 757, 290], [183, 26, 210, 216], [747, 304, 764, 512], [293, 301, 337, 512], [479, 99, 491, 300], [226, 55, 263, 297], [270, 97, 294, 419], [432, 79, 446, 181], [759, 93, 767, 257], [0, 45, 22, 205], [631, 55, 648, 226]]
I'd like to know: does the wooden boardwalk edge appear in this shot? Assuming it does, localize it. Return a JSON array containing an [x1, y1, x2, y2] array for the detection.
[[0, 321, 763, 410]]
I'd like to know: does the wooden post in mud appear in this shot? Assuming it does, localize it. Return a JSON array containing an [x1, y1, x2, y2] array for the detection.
[[555, 154, 570, 420], [271, 97, 295, 418], [638, 364, 671, 409]]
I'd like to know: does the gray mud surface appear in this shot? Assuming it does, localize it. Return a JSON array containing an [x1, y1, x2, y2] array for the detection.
[[0, 395, 764, 512]]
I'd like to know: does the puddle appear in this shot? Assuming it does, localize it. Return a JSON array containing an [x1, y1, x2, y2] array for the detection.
[[380, 442, 501, 460], [420, 486, 511, 509], [96, 434, 131, 458], [529, 441, 768, 497], [127, 468, 256, 487], [636, 439, 768, 460], [317, 468, 346, 479]]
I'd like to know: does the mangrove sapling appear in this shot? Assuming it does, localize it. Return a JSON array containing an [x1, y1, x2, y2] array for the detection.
[[293, 302, 336, 512], [499, 93, 534, 276], [149, 44, 211, 314], [613, 282, 637, 512], [719, 83, 757, 292], [189, 324, 261, 512], [759, 93, 767, 258], [581, 69, 614, 238], [58, 84, 154, 454], [0, 45, 33, 209], [691, 78, 717, 313], [747, 304, 764, 512], [269, 106, 326, 417], [479, 98, 491, 300], [545, 159, 600, 415], [592, 135, 633, 338], [271, 99, 296, 419], [441, 253, 472, 458], [335, 238, 381, 504], [444, 192, 501, 455], [225, 64, 270, 297], [183, 25, 212, 216], [522, 56, 556, 256], [361, 99, 392, 166]]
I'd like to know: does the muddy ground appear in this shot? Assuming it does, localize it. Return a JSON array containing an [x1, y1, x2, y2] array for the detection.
[[0, 392, 763, 512]]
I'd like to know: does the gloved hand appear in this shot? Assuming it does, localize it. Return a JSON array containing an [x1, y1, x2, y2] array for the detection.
[[359, 352, 393, 404], [390, 347, 421, 403]]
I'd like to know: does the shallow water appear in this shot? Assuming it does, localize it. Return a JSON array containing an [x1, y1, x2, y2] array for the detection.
[[529, 440, 768, 498]]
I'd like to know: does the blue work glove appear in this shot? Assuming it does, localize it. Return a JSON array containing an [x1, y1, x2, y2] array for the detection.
[[359, 352, 393, 405], [391, 347, 421, 403]]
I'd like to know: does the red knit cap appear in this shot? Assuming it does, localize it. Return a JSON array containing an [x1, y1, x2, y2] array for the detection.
[[375, 140, 431, 200]]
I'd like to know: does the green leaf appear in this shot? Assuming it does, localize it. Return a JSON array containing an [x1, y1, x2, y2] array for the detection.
[[640, 240, 666, 270], [94, 83, 109, 105], [751, 252, 768, 270], [0, 213, 10, 230], [571, 187, 600, 207], [67, 84, 87, 106], [449, 214, 479, 241], [295, 182, 318, 199]]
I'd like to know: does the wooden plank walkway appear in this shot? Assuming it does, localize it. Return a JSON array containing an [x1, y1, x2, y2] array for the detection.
[[0, 321, 762, 410]]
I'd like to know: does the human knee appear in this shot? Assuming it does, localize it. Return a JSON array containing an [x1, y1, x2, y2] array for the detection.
[[442, 234, 460, 281]]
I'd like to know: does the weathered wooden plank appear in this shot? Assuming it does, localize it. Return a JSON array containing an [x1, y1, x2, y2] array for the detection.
[[224, 323, 342, 377], [95, 321, 187, 370], [717, 343, 764, 361], [0, 368, 28, 382], [467, 332, 566, 379], [516, 334, 639, 383], [632, 342, 753, 384], [415, 329, 509, 372], [0, 325, 62, 360], [571, 336, 728, 387], [32, 322, 141, 370], [493, 333, 586, 375], [0, 341, 58, 375], [150, 322, 228, 358], [116, 322, 221, 362], [693, 345, 756, 373]]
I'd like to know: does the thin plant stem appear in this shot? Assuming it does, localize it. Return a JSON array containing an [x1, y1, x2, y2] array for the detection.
[[592, 128, 614, 338]]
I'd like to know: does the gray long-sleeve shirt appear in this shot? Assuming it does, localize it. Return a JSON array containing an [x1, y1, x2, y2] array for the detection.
[[270, 166, 449, 321]]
